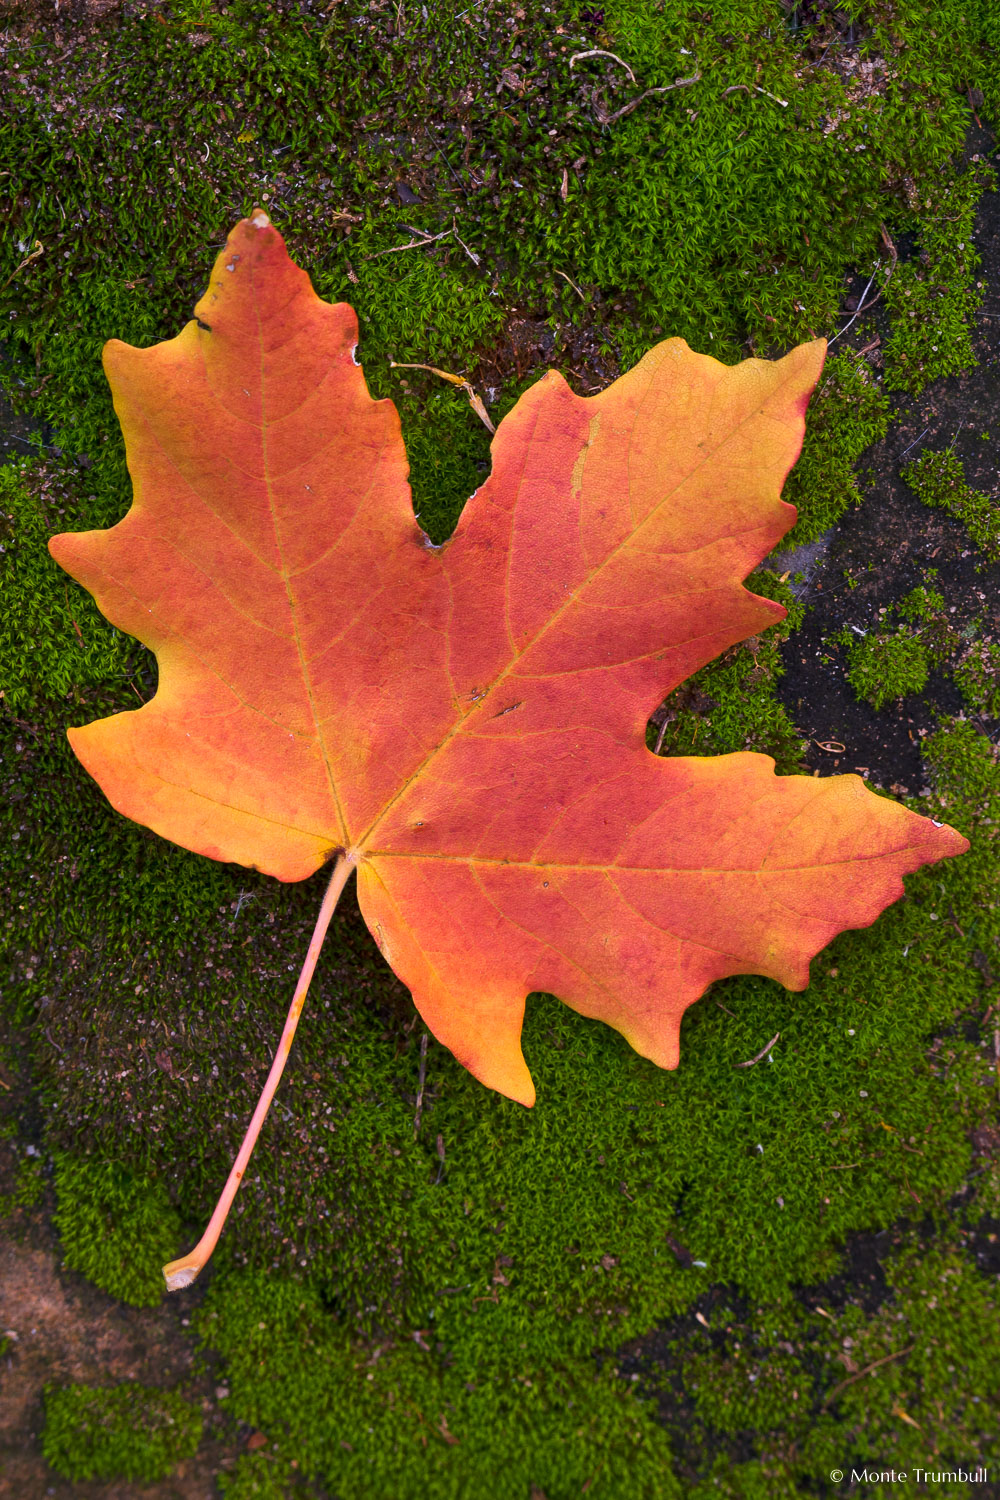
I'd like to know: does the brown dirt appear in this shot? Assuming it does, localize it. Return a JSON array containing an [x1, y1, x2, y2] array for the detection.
[[0, 1192, 238, 1499]]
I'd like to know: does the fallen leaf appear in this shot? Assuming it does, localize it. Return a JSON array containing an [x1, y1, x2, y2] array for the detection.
[[48, 213, 968, 1285]]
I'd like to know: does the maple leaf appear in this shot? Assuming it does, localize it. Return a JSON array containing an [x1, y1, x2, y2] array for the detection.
[[48, 213, 967, 1286]]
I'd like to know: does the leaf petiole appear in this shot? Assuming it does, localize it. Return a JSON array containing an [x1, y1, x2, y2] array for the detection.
[[162, 851, 355, 1291]]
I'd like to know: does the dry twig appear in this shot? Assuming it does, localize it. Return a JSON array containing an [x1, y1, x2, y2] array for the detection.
[[0, 240, 44, 294], [364, 228, 452, 260], [569, 50, 701, 126], [390, 360, 495, 434], [599, 71, 702, 127], [734, 1031, 780, 1068], [568, 49, 636, 85], [822, 1345, 915, 1409], [554, 268, 586, 301], [413, 1032, 429, 1137]]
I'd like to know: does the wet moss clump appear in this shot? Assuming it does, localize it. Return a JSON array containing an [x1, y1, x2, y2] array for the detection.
[[653, 1228, 1000, 1498], [780, 351, 891, 548], [902, 448, 1000, 564], [52, 1152, 183, 1308], [954, 640, 1000, 718], [835, 581, 983, 715], [42, 1381, 202, 1483], [844, 629, 931, 710]]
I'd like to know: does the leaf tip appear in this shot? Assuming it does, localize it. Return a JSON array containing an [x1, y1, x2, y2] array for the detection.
[[250, 208, 272, 230]]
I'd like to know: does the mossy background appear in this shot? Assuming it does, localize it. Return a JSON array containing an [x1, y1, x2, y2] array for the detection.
[[1, 0, 998, 1495]]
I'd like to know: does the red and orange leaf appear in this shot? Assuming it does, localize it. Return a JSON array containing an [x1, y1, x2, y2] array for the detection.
[[49, 213, 967, 1114]]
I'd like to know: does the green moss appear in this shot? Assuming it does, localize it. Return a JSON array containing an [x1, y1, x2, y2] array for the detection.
[[199, 1271, 681, 1500], [668, 1229, 1000, 1497], [898, 583, 947, 623], [902, 448, 1000, 563], [882, 159, 995, 393], [781, 351, 891, 548], [0, 0, 991, 518], [42, 1381, 202, 1483], [954, 641, 1000, 718], [220, 1450, 307, 1500], [1, 1151, 46, 1216], [844, 629, 931, 709], [52, 1152, 182, 1307], [0, 463, 131, 716], [837, 580, 969, 711]]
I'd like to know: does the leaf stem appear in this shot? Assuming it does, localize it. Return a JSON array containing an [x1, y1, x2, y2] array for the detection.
[[162, 851, 355, 1291]]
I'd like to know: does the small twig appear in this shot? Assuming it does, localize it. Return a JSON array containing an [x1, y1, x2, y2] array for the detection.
[[715, 1000, 738, 1019], [390, 360, 495, 434], [822, 1345, 914, 1409], [722, 82, 787, 106], [734, 1031, 780, 1068], [828, 260, 881, 347], [814, 740, 846, 754], [568, 49, 637, 85], [1, 432, 57, 453], [880, 222, 899, 265], [598, 70, 702, 127], [425, 126, 468, 194], [230, 889, 254, 927], [62, 583, 86, 648], [653, 717, 670, 755], [30, 372, 55, 400], [0, 240, 44, 295], [5, 714, 42, 741], [449, 217, 480, 267], [363, 228, 452, 261], [899, 427, 930, 460], [554, 268, 586, 301], [413, 1033, 429, 1137]]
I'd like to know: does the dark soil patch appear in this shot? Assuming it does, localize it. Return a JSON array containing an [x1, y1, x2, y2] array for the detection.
[[774, 123, 1000, 796], [0, 1201, 239, 1499]]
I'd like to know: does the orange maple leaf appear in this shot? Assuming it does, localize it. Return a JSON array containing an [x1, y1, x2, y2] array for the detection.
[[48, 213, 967, 1286]]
